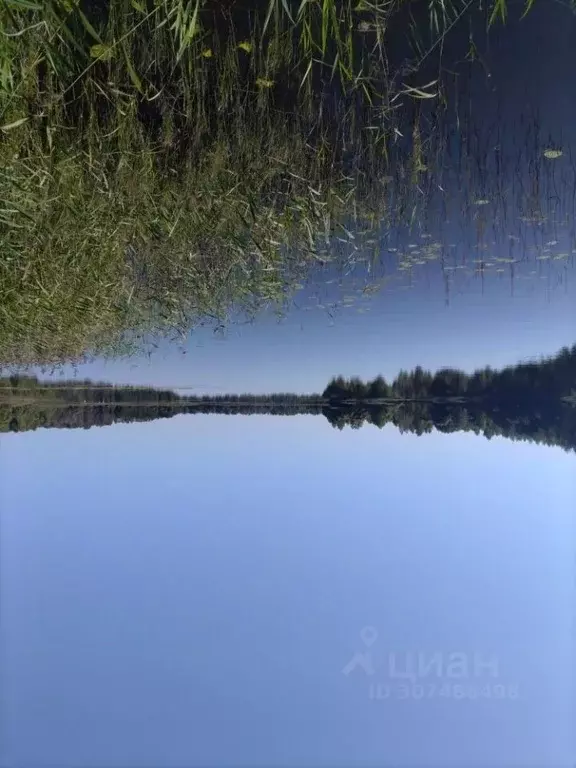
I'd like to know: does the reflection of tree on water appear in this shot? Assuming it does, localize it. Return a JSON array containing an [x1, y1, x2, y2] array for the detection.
[[2, 396, 574, 453], [2, 344, 575, 451], [322, 344, 576, 450], [323, 400, 576, 453]]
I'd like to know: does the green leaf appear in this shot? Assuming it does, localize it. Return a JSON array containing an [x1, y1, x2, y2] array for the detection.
[[175, 0, 201, 63], [77, 7, 103, 43], [522, 0, 537, 17], [57, 0, 80, 11], [489, 0, 507, 25], [90, 43, 114, 61], [4, 0, 42, 8], [122, 42, 143, 92], [279, 0, 294, 24], [262, 0, 276, 37], [543, 149, 563, 159]]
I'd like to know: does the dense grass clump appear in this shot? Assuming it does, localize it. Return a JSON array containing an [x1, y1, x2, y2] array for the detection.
[[0, 0, 537, 365]]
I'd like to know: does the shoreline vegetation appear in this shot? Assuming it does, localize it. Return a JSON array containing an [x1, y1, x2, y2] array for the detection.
[[0, 0, 544, 367], [2, 344, 575, 450]]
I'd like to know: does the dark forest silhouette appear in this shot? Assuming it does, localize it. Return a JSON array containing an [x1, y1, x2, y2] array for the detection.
[[1, 345, 575, 451], [321, 344, 576, 405]]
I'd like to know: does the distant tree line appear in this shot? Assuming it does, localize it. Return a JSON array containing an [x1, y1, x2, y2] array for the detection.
[[1, 344, 574, 450], [322, 344, 576, 404], [0, 376, 322, 406], [3, 344, 574, 409]]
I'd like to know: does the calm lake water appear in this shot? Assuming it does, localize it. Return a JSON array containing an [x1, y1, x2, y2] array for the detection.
[[1, 416, 574, 767], [1, 1, 576, 766]]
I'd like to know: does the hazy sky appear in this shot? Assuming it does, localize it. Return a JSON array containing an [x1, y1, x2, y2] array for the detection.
[[1, 416, 574, 767], [28, 261, 575, 394]]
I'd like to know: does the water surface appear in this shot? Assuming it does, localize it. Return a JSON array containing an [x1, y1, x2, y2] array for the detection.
[[1, 416, 574, 767]]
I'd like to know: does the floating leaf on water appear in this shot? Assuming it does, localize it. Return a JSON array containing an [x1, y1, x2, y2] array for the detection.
[[238, 41, 253, 53], [545, 240, 558, 246], [256, 78, 274, 88], [553, 253, 568, 260], [388, 247, 398, 253], [536, 255, 550, 260], [543, 149, 563, 159], [474, 199, 490, 206], [408, 244, 418, 248], [90, 43, 114, 61]]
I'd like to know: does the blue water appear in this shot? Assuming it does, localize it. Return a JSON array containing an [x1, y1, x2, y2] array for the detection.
[[1, 415, 574, 767]]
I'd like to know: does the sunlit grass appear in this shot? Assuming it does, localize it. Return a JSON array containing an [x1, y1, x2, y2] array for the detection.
[[0, 0, 541, 365]]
